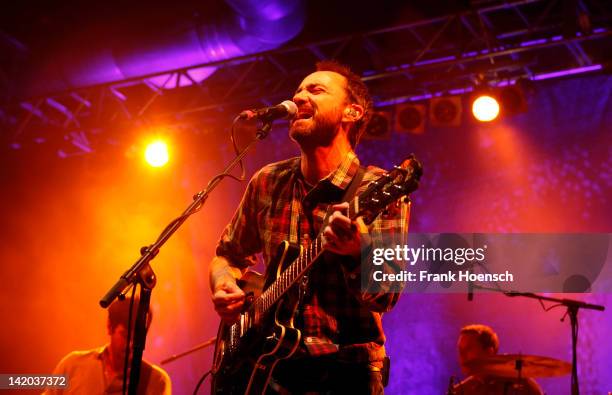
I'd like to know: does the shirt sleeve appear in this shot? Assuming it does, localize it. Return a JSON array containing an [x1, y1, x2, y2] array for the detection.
[[148, 364, 172, 395], [340, 199, 410, 312], [41, 352, 73, 395], [215, 170, 263, 269]]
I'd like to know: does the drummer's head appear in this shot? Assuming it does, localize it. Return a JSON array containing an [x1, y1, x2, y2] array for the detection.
[[458, 324, 499, 375]]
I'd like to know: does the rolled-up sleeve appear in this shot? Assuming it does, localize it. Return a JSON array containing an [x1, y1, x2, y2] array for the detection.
[[215, 171, 263, 270]]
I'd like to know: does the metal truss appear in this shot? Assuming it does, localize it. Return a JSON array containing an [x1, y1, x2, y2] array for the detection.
[[1, 0, 611, 155]]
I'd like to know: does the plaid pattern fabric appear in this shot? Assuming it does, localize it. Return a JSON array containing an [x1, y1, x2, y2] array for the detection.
[[216, 151, 410, 363]]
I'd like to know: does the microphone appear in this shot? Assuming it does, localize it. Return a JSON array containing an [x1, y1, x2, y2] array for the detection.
[[239, 100, 298, 122]]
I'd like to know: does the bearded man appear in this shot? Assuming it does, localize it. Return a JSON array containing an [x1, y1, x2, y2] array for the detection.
[[209, 60, 410, 394]]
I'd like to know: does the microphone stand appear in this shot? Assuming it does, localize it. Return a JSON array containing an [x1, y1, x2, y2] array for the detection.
[[99, 119, 275, 395], [472, 284, 605, 395]]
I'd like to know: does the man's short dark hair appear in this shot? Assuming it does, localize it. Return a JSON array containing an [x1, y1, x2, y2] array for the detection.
[[315, 60, 373, 147], [460, 324, 499, 353], [108, 296, 153, 332]]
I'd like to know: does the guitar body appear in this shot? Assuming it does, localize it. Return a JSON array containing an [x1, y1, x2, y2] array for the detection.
[[211, 241, 303, 395]]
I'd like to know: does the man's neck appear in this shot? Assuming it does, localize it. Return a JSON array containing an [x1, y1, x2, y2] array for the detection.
[[300, 135, 352, 185], [104, 347, 126, 376]]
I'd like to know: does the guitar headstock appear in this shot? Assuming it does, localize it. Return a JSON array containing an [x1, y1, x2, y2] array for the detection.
[[358, 154, 423, 225]]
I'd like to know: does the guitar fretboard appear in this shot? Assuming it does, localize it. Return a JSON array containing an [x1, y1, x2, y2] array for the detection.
[[253, 202, 358, 318]]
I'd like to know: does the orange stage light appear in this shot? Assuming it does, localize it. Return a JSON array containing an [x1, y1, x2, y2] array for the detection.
[[144, 140, 169, 167], [472, 95, 500, 122]]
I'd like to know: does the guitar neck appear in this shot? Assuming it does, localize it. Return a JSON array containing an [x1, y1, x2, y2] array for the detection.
[[253, 199, 359, 317]]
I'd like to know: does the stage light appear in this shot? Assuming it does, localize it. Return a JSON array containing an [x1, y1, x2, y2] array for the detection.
[[472, 95, 500, 122], [396, 104, 425, 134], [430, 96, 462, 127], [144, 140, 169, 167], [363, 111, 391, 140]]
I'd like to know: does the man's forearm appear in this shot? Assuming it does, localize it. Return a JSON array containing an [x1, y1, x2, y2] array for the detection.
[[209, 255, 243, 292]]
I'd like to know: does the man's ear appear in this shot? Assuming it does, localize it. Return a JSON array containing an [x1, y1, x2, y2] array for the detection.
[[342, 104, 364, 122]]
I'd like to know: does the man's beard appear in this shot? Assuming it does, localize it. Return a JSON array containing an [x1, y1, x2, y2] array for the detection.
[[289, 109, 342, 149]]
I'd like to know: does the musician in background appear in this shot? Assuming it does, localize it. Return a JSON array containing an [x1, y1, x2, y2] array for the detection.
[[454, 324, 543, 395], [43, 297, 171, 395], [209, 60, 410, 394]]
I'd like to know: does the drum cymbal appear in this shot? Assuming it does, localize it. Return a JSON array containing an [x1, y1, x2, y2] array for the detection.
[[464, 354, 571, 378]]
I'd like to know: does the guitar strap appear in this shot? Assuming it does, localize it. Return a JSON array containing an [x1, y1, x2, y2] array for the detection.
[[327, 164, 366, 229], [289, 165, 366, 244], [294, 164, 366, 302]]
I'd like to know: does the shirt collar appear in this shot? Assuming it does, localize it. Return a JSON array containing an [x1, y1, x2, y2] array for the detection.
[[294, 151, 360, 192], [97, 344, 109, 359], [324, 150, 360, 190]]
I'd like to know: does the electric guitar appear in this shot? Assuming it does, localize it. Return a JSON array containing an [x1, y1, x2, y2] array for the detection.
[[211, 155, 423, 394]]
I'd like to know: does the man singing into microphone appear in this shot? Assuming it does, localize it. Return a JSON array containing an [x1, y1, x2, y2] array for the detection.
[[209, 60, 410, 394]]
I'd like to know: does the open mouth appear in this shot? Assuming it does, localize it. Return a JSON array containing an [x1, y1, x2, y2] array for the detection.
[[295, 110, 313, 120]]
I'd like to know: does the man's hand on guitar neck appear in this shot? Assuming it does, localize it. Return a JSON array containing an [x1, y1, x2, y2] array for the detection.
[[323, 202, 371, 259], [210, 256, 245, 323]]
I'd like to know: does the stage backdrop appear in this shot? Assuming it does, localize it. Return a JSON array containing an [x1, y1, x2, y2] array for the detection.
[[0, 74, 610, 394]]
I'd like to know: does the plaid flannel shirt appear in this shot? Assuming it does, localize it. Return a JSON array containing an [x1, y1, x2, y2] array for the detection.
[[216, 151, 410, 363]]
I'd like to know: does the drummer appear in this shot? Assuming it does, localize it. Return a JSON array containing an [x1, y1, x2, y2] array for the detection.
[[454, 324, 544, 395]]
